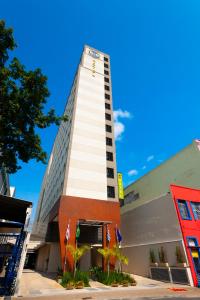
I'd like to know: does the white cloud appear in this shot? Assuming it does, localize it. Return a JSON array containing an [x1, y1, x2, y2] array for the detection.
[[142, 165, 146, 170], [113, 109, 132, 141], [114, 109, 131, 120], [128, 169, 138, 176], [147, 155, 154, 162]]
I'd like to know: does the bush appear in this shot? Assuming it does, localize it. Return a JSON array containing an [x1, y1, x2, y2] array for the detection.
[[61, 270, 89, 287], [92, 269, 134, 286], [149, 249, 156, 263]]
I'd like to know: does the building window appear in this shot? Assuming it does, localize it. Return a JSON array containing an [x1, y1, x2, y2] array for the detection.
[[105, 85, 110, 91], [104, 63, 109, 69], [106, 137, 112, 146], [106, 124, 112, 132], [106, 151, 113, 161], [105, 113, 111, 121], [105, 103, 111, 110], [104, 70, 109, 75], [177, 200, 191, 220], [104, 57, 108, 62], [107, 167, 114, 178], [105, 93, 110, 100], [104, 77, 109, 83], [191, 202, 200, 220], [107, 186, 115, 198]]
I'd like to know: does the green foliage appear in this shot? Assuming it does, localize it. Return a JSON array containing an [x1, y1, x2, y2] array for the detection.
[[92, 269, 134, 286], [97, 247, 115, 275], [175, 246, 185, 263], [66, 244, 90, 264], [66, 244, 90, 277], [149, 249, 156, 263], [158, 247, 167, 263], [0, 20, 67, 173], [61, 270, 89, 287], [112, 245, 128, 272]]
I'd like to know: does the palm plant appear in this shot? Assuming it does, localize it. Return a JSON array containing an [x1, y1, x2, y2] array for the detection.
[[112, 244, 128, 272], [66, 244, 90, 277], [97, 247, 115, 276]]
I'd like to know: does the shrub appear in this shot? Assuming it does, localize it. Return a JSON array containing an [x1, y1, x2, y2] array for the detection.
[[149, 249, 156, 263], [158, 247, 167, 263], [61, 270, 89, 287], [175, 246, 185, 263], [94, 270, 134, 286]]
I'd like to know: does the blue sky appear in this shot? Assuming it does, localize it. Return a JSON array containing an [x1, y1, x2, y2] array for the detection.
[[1, 0, 200, 217]]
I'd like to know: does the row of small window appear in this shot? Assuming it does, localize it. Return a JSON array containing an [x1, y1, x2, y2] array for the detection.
[[178, 200, 200, 220]]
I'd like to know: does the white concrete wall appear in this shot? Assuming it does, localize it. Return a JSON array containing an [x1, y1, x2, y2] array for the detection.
[[121, 194, 187, 276], [65, 47, 107, 200], [47, 243, 61, 272]]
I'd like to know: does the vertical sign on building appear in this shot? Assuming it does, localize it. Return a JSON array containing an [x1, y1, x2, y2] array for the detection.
[[118, 173, 124, 200]]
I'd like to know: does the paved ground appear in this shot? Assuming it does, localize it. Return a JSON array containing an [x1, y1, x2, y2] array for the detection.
[[9, 269, 200, 300]]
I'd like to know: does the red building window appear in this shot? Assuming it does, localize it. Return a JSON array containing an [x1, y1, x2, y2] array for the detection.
[[177, 200, 192, 220], [191, 202, 200, 220]]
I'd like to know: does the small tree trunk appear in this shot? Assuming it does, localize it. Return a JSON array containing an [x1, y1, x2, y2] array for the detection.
[[74, 260, 76, 278], [107, 258, 110, 277]]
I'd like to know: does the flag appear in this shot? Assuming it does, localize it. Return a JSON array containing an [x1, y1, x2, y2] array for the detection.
[[116, 225, 122, 243], [65, 223, 70, 241], [76, 222, 80, 240], [107, 225, 111, 243]]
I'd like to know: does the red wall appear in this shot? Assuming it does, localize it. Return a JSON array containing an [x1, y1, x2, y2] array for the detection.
[[170, 184, 200, 287]]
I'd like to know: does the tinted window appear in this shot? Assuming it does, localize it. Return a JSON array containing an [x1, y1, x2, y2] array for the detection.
[[106, 137, 112, 146], [178, 200, 191, 220], [107, 186, 115, 198], [105, 103, 111, 109], [105, 113, 111, 121], [106, 151, 113, 161], [107, 168, 114, 178], [106, 124, 112, 132], [105, 94, 110, 100], [191, 202, 200, 220], [105, 85, 110, 91]]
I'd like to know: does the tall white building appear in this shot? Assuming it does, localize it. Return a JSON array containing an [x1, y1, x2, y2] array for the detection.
[[32, 46, 120, 272]]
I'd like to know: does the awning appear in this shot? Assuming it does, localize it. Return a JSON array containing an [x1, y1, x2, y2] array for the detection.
[[79, 219, 112, 226], [0, 194, 32, 224]]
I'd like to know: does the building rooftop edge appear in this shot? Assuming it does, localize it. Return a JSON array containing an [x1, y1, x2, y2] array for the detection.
[[124, 140, 196, 192], [84, 44, 110, 57]]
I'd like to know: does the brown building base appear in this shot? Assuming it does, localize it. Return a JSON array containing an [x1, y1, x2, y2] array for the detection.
[[52, 196, 121, 272]]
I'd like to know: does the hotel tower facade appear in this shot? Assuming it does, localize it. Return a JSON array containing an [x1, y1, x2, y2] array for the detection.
[[32, 46, 120, 272]]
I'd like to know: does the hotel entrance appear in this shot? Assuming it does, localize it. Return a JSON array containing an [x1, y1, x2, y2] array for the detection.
[[77, 220, 111, 271]]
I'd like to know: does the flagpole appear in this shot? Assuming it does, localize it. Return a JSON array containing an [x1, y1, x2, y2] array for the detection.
[[64, 219, 70, 273]]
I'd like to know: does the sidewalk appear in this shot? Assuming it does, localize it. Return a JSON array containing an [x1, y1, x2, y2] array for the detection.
[[12, 269, 200, 300]]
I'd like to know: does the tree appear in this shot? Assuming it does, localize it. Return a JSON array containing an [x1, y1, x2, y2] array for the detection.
[[0, 20, 67, 173], [112, 244, 128, 273], [66, 244, 90, 277], [97, 247, 115, 276]]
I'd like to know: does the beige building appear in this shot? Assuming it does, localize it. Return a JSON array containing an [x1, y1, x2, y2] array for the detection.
[[31, 46, 120, 273]]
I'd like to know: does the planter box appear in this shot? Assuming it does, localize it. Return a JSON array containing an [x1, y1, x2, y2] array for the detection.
[[150, 262, 158, 267], [131, 282, 137, 286], [176, 263, 187, 268], [111, 283, 118, 287], [158, 262, 169, 267]]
